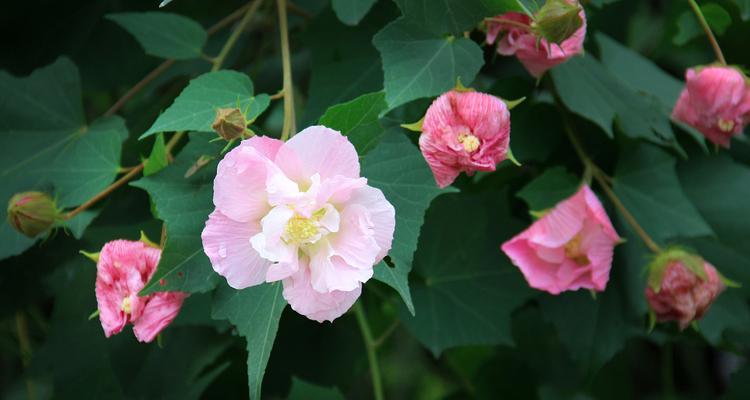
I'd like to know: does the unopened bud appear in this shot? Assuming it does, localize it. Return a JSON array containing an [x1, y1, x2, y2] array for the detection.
[[7, 191, 60, 238], [532, 0, 583, 45], [212, 108, 247, 141]]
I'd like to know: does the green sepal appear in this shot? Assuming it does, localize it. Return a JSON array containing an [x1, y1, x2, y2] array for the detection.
[[507, 147, 522, 166], [646, 246, 706, 293], [140, 230, 160, 249], [88, 309, 100, 320], [453, 77, 474, 93], [79, 250, 100, 263], [401, 117, 424, 133], [503, 96, 526, 110]]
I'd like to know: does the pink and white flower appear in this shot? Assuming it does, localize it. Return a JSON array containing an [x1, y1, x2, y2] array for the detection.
[[95, 240, 187, 343], [501, 185, 620, 294], [202, 126, 395, 322], [486, 2, 587, 78], [419, 90, 511, 188], [672, 65, 750, 148]]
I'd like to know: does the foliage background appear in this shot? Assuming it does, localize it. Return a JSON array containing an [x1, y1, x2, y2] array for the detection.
[[1, 0, 750, 398]]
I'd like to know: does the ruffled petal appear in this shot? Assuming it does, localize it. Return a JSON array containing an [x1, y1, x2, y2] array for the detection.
[[214, 144, 275, 223], [282, 266, 362, 323], [274, 126, 361, 183], [309, 240, 373, 293], [348, 186, 395, 262], [202, 210, 271, 289], [132, 292, 188, 343], [501, 237, 563, 294]]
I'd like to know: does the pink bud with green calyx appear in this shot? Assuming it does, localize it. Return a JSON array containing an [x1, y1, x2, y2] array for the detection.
[[212, 107, 249, 141], [645, 247, 724, 330], [7, 191, 61, 238], [532, 0, 584, 46]]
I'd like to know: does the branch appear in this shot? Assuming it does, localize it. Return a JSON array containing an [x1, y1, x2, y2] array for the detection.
[[277, 0, 297, 141]]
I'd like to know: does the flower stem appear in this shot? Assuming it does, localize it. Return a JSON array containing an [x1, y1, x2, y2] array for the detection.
[[211, 0, 264, 72], [103, 2, 257, 118], [354, 302, 385, 400], [564, 124, 662, 254], [687, 0, 727, 66], [277, 0, 297, 141], [15, 311, 35, 400]]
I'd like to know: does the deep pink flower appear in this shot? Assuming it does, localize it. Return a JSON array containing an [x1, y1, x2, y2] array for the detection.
[[486, 3, 587, 78], [646, 260, 724, 330], [501, 185, 620, 294], [672, 66, 750, 148], [202, 126, 395, 322], [95, 240, 188, 343], [419, 90, 511, 188]]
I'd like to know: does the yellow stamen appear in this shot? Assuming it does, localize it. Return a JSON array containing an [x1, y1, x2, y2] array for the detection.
[[285, 215, 319, 243], [564, 234, 590, 266], [457, 132, 480, 152], [121, 297, 132, 314], [718, 118, 735, 133]]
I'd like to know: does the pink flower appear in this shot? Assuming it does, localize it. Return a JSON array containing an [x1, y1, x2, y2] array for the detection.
[[95, 240, 188, 343], [646, 260, 724, 330], [672, 66, 750, 148], [201, 126, 395, 322], [486, 3, 587, 78], [419, 90, 511, 188], [501, 185, 620, 294]]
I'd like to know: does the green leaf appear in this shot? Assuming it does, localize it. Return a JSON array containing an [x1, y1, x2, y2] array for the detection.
[[517, 167, 580, 212], [141, 71, 270, 139], [613, 143, 712, 242], [401, 193, 533, 355], [551, 54, 682, 152], [697, 290, 750, 345], [674, 3, 732, 46], [361, 131, 456, 314], [331, 0, 377, 25], [319, 91, 388, 155], [393, 0, 514, 35], [144, 133, 169, 176], [288, 377, 345, 400], [539, 290, 633, 374], [211, 282, 286, 400], [0, 58, 127, 259], [731, 0, 750, 20], [132, 134, 223, 294], [106, 12, 208, 60], [373, 20, 484, 109], [595, 33, 707, 150]]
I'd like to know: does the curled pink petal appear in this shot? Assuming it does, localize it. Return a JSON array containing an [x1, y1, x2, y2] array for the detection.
[[283, 265, 362, 323], [419, 90, 511, 188], [501, 185, 621, 294], [94, 240, 187, 342], [672, 66, 750, 148]]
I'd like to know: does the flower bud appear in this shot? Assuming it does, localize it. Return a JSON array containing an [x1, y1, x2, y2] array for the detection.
[[212, 108, 247, 141], [532, 0, 584, 45], [645, 248, 724, 330], [7, 191, 59, 238]]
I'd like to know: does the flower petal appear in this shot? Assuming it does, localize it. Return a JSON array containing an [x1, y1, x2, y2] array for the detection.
[[348, 186, 395, 262], [282, 266, 362, 323], [274, 126, 361, 183], [202, 210, 271, 289], [132, 292, 188, 343], [214, 143, 275, 223], [309, 240, 373, 292]]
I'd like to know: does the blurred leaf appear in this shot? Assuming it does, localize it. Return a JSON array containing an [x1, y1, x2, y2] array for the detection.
[[288, 377, 345, 400], [141, 71, 270, 139], [332, 0, 377, 25], [509, 102, 565, 163], [106, 12, 208, 60], [132, 134, 223, 294], [393, 0, 518, 35], [319, 92, 388, 155], [362, 131, 456, 314], [552, 54, 682, 153], [0, 58, 127, 260], [144, 133, 168, 176], [401, 193, 533, 355], [725, 363, 750, 399], [373, 19, 483, 109], [211, 282, 286, 400], [539, 290, 632, 375], [613, 143, 712, 242], [697, 290, 750, 345], [517, 167, 580, 211], [674, 3, 732, 46], [732, 0, 750, 20], [596, 33, 707, 149]]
